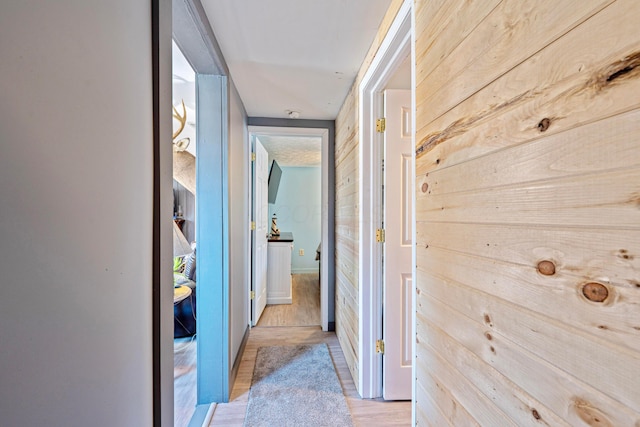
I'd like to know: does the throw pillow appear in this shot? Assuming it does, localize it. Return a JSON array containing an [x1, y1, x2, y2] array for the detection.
[[173, 256, 185, 273], [184, 249, 196, 281]]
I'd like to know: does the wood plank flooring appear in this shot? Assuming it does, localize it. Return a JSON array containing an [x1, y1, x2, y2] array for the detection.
[[208, 326, 412, 426], [257, 273, 321, 327], [174, 336, 197, 427]]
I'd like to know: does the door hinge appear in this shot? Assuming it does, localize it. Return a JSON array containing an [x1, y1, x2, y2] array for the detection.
[[376, 228, 385, 243], [251, 152, 256, 161], [376, 118, 386, 133], [250, 291, 256, 300], [251, 221, 256, 230], [376, 339, 385, 354]]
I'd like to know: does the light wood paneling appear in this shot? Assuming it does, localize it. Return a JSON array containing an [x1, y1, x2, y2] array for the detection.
[[414, 0, 501, 90], [416, 0, 640, 174], [415, 0, 640, 425], [334, 0, 405, 395], [416, 0, 614, 129]]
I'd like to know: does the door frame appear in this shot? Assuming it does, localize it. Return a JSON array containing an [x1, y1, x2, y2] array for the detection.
[[247, 124, 331, 331], [358, 0, 413, 399], [172, 0, 235, 417]]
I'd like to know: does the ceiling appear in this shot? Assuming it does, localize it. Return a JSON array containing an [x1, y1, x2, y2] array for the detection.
[[173, 0, 396, 166], [256, 134, 322, 167], [200, 0, 393, 121]]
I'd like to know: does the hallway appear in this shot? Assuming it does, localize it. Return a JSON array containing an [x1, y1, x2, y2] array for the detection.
[[208, 326, 411, 426]]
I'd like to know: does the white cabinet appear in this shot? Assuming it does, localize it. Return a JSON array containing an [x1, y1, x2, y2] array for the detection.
[[267, 239, 293, 304]]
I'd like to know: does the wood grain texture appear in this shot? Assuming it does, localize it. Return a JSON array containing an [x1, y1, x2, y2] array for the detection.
[[207, 327, 410, 426], [416, 0, 614, 130], [257, 273, 320, 327], [416, 286, 640, 427], [414, 0, 501, 91], [415, 0, 640, 425], [333, 0, 406, 396], [416, 316, 569, 427], [416, 0, 640, 173], [174, 337, 197, 427]]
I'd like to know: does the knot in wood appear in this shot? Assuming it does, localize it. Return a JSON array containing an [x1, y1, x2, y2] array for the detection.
[[537, 260, 556, 276], [537, 118, 551, 132], [483, 314, 492, 325], [531, 409, 541, 420], [421, 183, 429, 193], [582, 282, 609, 303]]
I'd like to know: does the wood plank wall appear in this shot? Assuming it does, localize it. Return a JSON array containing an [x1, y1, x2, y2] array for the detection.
[[334, 0, 404, 393], [414, 0, 640, 425]]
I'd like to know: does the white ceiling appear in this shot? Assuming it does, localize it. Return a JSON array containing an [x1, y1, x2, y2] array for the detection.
[[173, 0, 397, 166], [257, 134, 322, 167], [200, 0, 393, 120]]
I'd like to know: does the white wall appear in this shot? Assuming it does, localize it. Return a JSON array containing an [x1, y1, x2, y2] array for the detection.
[[0, 0, 172, 425], [174, 180, 196, 243], [228, 80, 250, 366]]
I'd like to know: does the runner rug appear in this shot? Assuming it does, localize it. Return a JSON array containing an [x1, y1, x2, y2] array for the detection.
[[244, 344, 354, 427]]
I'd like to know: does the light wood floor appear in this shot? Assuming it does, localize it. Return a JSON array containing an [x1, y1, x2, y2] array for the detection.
[[174, 336, 197, 427], [257, 273, 321, 327], [208, 326, 412, 426]]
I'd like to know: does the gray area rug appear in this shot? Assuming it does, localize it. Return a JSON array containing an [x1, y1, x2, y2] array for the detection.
[[244, 344, 354, 427]]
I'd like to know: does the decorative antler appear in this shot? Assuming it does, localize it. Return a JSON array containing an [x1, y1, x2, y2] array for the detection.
[[173, 99, 187, 140]]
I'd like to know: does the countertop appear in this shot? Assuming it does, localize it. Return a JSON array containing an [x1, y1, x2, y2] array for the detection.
[[268, 231, 293, 242]]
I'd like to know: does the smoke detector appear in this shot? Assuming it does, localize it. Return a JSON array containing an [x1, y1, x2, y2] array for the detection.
[[287, 110, 300, 119]]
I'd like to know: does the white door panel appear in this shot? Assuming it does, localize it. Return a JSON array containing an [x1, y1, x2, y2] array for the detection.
[[252, 140, 268, 325], [383, 89, 413, 400]]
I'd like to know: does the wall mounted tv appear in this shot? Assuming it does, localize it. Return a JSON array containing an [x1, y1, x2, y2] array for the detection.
[[268, 160, 282, 204]]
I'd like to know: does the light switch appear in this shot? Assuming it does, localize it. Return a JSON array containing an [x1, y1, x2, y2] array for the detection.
[[298, 249, 304, 256]]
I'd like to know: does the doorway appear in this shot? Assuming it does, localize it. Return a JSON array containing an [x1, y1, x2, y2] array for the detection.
[[358, 0, 413, 400], [252, 132, 323, 328], [381, 87, 413, 400], [171, 0, 253, 422], [248, 125, 331, 331], [172, 40, 199, 427]]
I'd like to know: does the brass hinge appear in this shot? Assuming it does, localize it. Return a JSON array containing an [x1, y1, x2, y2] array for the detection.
[[250, 291, 256, 300], [376, 339, 385, 354], [376, 118, 386, 133], [251, 152, 256, 161], [376, 228, 385, 243], [251, 221, 256, 230]]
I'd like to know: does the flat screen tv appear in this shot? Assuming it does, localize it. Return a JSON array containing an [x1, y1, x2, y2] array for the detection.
[[268, 160, 282, 204]]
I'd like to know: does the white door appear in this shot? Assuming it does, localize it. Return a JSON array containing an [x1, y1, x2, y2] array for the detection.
[[382, 89, 413, 400], [252, 139, 269, 325]]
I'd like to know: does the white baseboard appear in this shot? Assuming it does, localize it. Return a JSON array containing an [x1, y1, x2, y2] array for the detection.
[[267, 296, 292, 305], [291, 268, 320, 274], [202, 403, 217, 427], [187, 403, 216, 427]]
